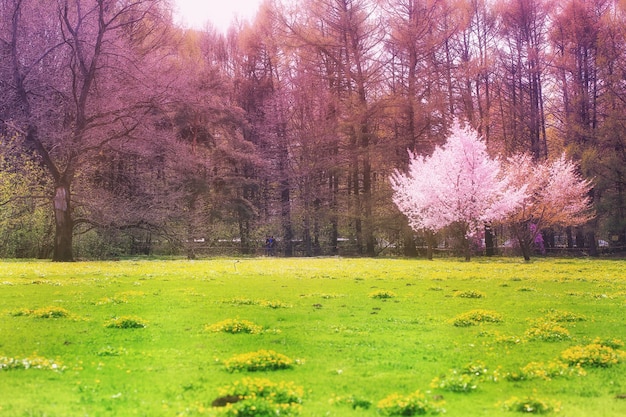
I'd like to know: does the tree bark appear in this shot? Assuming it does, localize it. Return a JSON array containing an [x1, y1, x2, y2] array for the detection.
[[485, 224, 495, 256], [281, 181, 293, 256], [52, 184, 73, 262], [426, 230, 435, 261], [512, 222, 532, 262], [402, 225, 417, 257]]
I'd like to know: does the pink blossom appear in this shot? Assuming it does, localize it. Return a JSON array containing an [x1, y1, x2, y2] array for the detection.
[[391, 121, 527, 238]]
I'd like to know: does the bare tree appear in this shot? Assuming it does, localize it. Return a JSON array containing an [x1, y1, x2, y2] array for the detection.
[[1, 0, 172, 260]]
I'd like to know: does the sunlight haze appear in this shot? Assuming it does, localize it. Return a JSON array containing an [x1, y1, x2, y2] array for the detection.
[[173, 0, 263, 31]]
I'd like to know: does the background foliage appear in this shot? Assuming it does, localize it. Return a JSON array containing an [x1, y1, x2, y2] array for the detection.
[[1, 0, 626, 259]]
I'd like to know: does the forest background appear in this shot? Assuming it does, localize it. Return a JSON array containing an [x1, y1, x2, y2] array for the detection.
[[1, 0, 625, 261]]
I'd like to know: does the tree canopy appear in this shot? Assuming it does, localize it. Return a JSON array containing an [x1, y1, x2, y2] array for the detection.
[[0, 0, 623, 260]]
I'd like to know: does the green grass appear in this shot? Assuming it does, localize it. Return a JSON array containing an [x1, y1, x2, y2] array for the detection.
[[0, 257, 625, 416]]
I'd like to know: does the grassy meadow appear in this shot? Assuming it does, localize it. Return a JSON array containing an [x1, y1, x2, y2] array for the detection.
[[0, 257, 625, 416]]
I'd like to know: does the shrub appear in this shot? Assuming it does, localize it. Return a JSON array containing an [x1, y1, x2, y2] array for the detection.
[[369, 290, 397, 299], [9, 308, 34, 317], [431, 370, 478, 393], [544, 309, 586, 322], [33, 306, 71, 318], [259, 300, 292, 309], [214, 377, 304, 417], [206, 319, 263, 334], [505, 361, 585, 381], [560, 343, 626, 368], [218, 397, 290, 416], [97, 346, 127, 357], [223, 350, 296, 372], [591, 337, 624, 350], [224, 297, 257, 306], [95, 291, 146, 305], [377, 390, 445, 415], [299, 293, 346, 299], [329, 394, 373, 410], [501, 395, 561, 414], [0, 355, 63, 371], [95, 296, 127, 305], [223, 298, 291, 308], [451, 309, 503, 327], [462, 360, 490, 378], [105, 316, 147, 329], [10, 306, 71, 318], [453, 290, 486, 299], [525, 321, 570, 342]]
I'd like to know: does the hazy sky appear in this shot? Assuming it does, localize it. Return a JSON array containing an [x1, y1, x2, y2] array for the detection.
[[173, 0, 263, 31]]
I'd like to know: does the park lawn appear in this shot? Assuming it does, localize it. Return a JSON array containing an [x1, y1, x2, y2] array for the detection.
[[0, 257, 625, 416]]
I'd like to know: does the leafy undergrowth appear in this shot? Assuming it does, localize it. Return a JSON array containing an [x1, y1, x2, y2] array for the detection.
[[0, 257, 625, 416]]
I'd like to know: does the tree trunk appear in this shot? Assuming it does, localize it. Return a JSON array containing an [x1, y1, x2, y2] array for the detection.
[[518, 235, 531, 262], [402, 226, 417, 257], [426, 230, 435, 260], [238, 219, 251, 255], [186, 195, 197, 260], [575, 228, 585, 248], [363, 156, 375, 257], [281, 183, 293, 256], [485, 224, 495, 256], [586, 230, 598, 257], [512, 222, 531, 261], [566, 226, 574, 249], [52, 184, 73, 262], [329, 173, 339, 255]]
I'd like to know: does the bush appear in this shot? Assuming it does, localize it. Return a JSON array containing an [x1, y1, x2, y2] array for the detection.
[[10, 306, 71, 319], [431, 370, 478, 393], [451, 309, 503, 327], [329, 394, 373, 410], [453, 290, 486, 299], [525, 321, 570, 342], [544, 309, 586, 323], [260, 299, 292, 309], [33, 306, 71, 319], [591, 337, 624, 350], [205, 319, 263, 334], [223, 350, 296, 372], [105, 316, 147, 329], [377, 390, 445, 415], [214, 377, 304, 417], [505, 361, 585, 381], [369, 290, 397, 299], [223, 298, 292, 308], [501, 395, 561, 414], [462, 360, 490, 378], [560, 343, 626, 368], [97, 346, 127, 357]]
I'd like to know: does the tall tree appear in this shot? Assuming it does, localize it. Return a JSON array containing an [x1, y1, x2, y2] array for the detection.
[[454, 0, 498, 141], [496, 0, 550, 159], [382, 0, 464, 255], [165, 29, 257, 258], [0, 0, 173, 260], [233, 3, 298, 256], [286, 0, 385, 255], [551, 0, 612, 252]]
